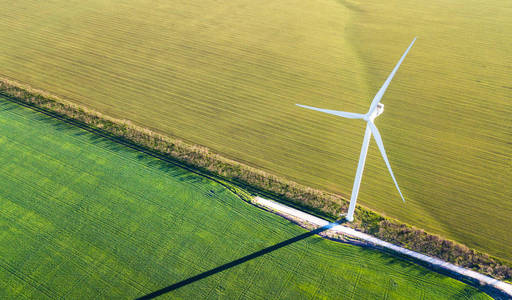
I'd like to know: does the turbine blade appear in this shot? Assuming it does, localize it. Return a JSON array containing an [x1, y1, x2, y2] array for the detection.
[[367, 38, 416, 115], [346, 123, 373, 221], [296, 104, 365, 119], [368, 121, 405, 202]]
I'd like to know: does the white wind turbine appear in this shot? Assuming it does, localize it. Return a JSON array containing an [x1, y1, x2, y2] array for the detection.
[[297, 38, 416, 222]]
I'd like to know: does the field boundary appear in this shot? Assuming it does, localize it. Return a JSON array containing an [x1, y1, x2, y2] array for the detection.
[[0, 77, 510, 282], [252, 196, 512, 299]]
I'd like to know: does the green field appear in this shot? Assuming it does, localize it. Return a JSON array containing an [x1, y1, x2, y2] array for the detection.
[[0, 97, 490, 298], [0, 0, 510, 261]]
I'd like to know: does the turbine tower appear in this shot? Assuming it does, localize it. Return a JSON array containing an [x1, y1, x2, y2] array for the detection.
[[297, 38, 416, 222]]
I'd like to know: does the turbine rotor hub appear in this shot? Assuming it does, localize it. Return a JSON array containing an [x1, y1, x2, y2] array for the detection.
[[367, 103, 385, 122]]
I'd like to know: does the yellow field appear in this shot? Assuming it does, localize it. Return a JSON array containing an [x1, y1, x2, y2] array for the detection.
[[0, 0, 510, 260]]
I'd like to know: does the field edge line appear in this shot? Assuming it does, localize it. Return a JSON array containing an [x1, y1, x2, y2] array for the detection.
[[0, 77, 510, 283]]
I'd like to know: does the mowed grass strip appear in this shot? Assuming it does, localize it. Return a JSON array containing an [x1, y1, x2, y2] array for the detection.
[[0, 0, 510, 261], [0, 97, 489, 299]]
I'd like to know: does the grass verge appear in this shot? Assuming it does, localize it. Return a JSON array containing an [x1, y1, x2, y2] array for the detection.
[[1, 77, 510, 281]]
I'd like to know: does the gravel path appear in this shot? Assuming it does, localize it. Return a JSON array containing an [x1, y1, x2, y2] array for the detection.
[[253, 196, 512, 297]]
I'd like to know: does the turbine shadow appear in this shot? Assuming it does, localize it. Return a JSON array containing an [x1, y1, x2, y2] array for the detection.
[[136, 219, 346, 299]]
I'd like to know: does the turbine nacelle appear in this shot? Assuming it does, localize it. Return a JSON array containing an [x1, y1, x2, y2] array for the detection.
[[374, 103, 385, 119], [295, 38, 416, 222], [365, 103, 384, 122]]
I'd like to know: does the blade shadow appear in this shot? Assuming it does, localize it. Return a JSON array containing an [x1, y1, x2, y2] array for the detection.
[[136, 219, 346, 299]]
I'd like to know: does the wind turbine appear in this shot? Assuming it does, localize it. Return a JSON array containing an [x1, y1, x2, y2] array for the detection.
[[296, 38, 416, 222]]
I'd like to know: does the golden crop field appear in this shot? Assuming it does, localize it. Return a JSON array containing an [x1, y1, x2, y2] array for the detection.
[[0, 0, 510, 261]]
